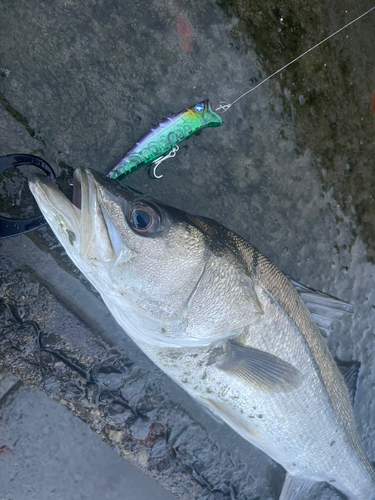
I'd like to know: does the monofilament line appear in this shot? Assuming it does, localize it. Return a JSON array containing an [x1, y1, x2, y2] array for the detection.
[[216, 6, 375, 112]]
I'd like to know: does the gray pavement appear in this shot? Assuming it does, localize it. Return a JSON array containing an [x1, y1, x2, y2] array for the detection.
[[0, 369, 175, 500]]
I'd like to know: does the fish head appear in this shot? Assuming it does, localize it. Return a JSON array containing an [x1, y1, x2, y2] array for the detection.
[[29, 169, 262, 347]]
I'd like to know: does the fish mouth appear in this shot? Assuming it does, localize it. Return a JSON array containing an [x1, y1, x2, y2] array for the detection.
[[29, 168, 129, 263]]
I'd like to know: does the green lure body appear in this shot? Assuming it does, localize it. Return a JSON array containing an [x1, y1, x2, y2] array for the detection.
[[108, 99, 222, 180]]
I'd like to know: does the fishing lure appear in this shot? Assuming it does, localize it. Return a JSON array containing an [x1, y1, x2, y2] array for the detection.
[[0, 7, 374, 237], [107, 5, 375, 180], [108, 99, 222, 180]]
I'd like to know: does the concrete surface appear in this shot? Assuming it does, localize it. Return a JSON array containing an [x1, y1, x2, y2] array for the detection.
[[0, 0, 375, 499], [0, 375, 175, 500]]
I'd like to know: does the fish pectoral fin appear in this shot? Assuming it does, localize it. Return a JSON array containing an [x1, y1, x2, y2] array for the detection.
[[335, 358, 361, 406], [288, 277, 353, 336], [217, 341, 302, 393], [279, 473, 317, 500]]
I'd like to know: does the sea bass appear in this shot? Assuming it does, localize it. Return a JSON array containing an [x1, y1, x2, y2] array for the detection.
[[29, 169, 375, 500]]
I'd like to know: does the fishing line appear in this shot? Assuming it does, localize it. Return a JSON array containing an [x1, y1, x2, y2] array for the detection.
[[1, 6, 374, 238], [106, 5, 375, 181], [216, 6, 375, 112]]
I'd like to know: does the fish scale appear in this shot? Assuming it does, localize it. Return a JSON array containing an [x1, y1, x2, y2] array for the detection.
[[141, 258, 374, 499], [29, 168, 375, 500]]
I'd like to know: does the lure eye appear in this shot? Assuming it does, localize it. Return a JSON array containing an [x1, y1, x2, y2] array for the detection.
[[195, 103, 204, 113], [128, 202, 161, 235]]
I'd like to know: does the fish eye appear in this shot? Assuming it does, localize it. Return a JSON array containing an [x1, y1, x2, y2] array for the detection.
[[195, 103, 204, 112], [132, 209, 151, 229], [128, 202, 161, 234]]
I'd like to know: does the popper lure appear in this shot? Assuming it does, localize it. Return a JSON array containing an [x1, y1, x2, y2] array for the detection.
[[0, 7, 374, 238], [107, 5, 375, 180], [108, 100, 222, 180]]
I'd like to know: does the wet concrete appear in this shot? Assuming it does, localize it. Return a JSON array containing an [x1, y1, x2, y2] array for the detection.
[[0, 377, 175, 500], [217, 0, 375, 263], [0, 0, 375, 499]]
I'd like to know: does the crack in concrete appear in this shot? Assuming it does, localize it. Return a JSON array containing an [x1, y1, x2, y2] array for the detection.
[[0, 92, 46, 147]]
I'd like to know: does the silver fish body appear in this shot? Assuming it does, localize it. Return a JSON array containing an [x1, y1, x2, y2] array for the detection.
[[29, 169, 375, 500]]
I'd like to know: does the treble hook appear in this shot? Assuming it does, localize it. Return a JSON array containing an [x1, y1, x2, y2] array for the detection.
[[149, 146, 179, 179]]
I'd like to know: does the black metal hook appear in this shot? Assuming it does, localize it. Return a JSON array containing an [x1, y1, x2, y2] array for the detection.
[[0, 154, 57, 239]]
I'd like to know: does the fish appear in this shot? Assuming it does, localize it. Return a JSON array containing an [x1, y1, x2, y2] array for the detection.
[[29, 168, 375, 500]]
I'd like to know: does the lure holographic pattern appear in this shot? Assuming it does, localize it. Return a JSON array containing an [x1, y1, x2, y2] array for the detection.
[[108, 8, 375, 181], [108, 99, 222, 180]]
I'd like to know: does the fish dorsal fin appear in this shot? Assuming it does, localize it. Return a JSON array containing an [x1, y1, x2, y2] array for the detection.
[[288, 277, 353, 336], [335, 358, 361, 406], [217, 341, 302, 393], [198, 397, 260, 440], [279, 473, 317, 500]]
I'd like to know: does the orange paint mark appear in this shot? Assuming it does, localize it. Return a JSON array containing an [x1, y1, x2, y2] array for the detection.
[[371, 91, 375, 115], [177, 14, 193, 52], [0, 444, 12, 456]]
